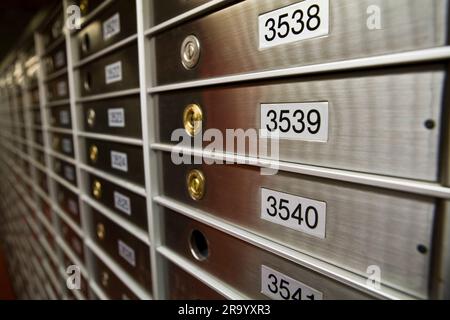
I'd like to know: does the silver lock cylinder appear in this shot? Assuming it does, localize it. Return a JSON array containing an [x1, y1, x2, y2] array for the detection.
[[180, 35, 200, 70]]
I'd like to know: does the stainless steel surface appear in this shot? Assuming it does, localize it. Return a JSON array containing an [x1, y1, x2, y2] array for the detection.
[[80, 95, 142, 138], [164, 258, 226, 299], [160, 151, 435, 298], [162, 208, 373, 299], [78, 43, 139, 96], [83, 138, 145, 185], [77, 0, 137, 59], [87, 173, 148, 229], [154, 0, 448, 85], [157, 65, 445, 181], [90, 207, 153, 292]]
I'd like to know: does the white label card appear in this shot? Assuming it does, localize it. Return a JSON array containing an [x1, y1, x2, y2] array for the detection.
[[258, 0, 329, 49], [59, 110, 70, 125], [108, 108, 125, 127], [67, 198, 78, 216], [105, 61, 122, 84], [63, 165, 75, 182], [261, 188, 326, 239], [118, 239, 135, 267], [110, 150, 128, 172], [57, 81, 67, 97], [114, 191, 131, 215], [260, 102, 328, 142], [62, 138, 72, 154], [261, 265, 323, 300], [103, 13, 121, 41]]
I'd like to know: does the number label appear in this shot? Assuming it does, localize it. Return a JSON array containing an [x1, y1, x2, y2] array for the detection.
[[63, 165, 75, 182], [55, 50, 65, 68], [110, 150, 128, 172], [57, 81, 67, 97], [114, 191, 131, 215], [67, 198, 78, 215], [118, 239, 135, 267], [261, 265, 323, 300], [261, 188, 326, 239], [105, 61, 122, 84], [59, 110, 70, 125], [108, 108, 125, 127], [260, 102, 328, 142], [62, 138, 72, 154], [103, 13, 121, 41], [258, 0, 329, 49]]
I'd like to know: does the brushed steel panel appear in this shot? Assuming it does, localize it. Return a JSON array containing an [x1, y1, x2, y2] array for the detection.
[[162, 208, 373, 299], [78, 43, 139, 97], [90, 208, 152, 292], [77, 0, 137, 59], [91, 253, 139, 300], [55, 182, 81, 226], [60, 220, 85, 262], [45, 74, 69, 102], [87, 173, 148, 229], [154, 0, 448, 85], [49, 105, 72, 129], [160, 151, 435, 298], [149, 0, 234, 26], [165, 259, 226, 300], [157, 65, 444, 181], [81, 95, 141, 138], [83, 138, 145, 185]]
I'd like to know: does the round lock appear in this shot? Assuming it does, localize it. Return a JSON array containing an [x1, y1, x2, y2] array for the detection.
[[84, 72, 92, 91], [87, 108, 96, 127], [189, 229, 209, 261], [80, 0, 89, 15], [186, 169, 205, 201], [101, 271, 109, 287], [180, 35, 200, 70], [183, 104, 203, 136], [92, 180, 102, 199], [89, 145, 98, 163], [81, 33, 90, 54], [96, 223, 105, 240]]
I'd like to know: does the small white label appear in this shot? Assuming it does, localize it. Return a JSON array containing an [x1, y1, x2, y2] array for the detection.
[[261, 265, 323, 300], [55, 50, 65, 68], [59, 110, 70, 125], [64, 165, 75, 181], [108, 108, 125, 127], [67, 198, 78, 216], [118, 239, 135, 267], [114, 191, 131, 215], [261, 188, 326, 239], [110, 150, 128, 172], [62, 138, 72, 154], [258, 0, 329, 49], [103, 13, 121, 41], [260, 102, 328, 142], [105, 61, 122, 84], [57, 81, 67, 97]]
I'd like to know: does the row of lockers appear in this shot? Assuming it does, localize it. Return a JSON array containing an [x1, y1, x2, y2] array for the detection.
[[0, 0, 450, 300]]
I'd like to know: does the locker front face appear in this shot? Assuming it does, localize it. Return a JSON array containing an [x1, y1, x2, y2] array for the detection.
[[157, 65, 445, 181], [49, 105, 72, 129], [160, 152, 435, 298], [154, 0, 448, 85], [162, 208, 373, 300]]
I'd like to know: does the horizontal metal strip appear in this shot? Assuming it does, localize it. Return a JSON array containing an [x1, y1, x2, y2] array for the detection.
[[148, 46, 450, 94], [72, 0, 115, 33], [78, 131, 143, 146], [88, 280, 108, 300], [42, 260, 63, 297], [36, 210, 56, 236], [154, 195, 416, 300], [47, 126, 74, 135], [144, 0, 233, 37], [85, 238, 152, 300], [48, 149, 77, 165], [73, 34, 138, 69], [48, 170, 80, 195], [46, 99, 71, 108], [79, 163, 146, 196], [39, 237, 59, 265], [157, 246, 248, 300], [52, 204, 84, 238], [44, 68, 68, 83], [40, 36, 65, 58], [81, 194, 150, 245], [151, 143, 450, 199], [75, 88, 140, 103]]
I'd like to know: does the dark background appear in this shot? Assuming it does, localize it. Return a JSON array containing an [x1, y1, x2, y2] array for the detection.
[[0, 0, 55, 61]]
